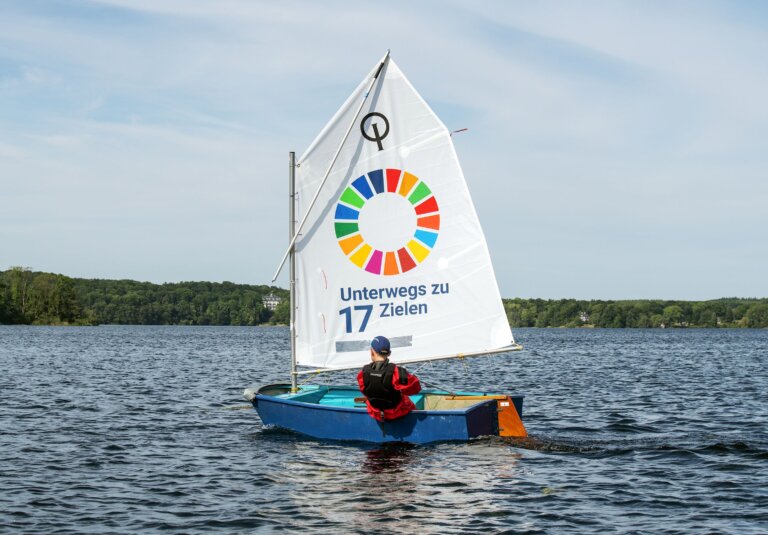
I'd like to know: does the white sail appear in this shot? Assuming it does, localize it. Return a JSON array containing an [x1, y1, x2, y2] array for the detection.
[[293, 55, 513, 370]]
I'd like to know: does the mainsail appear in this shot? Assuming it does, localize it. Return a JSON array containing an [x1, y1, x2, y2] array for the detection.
[[292, 54, 514, 370]]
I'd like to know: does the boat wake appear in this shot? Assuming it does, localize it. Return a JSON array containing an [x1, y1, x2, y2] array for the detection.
[[492, 432, 768, 456]]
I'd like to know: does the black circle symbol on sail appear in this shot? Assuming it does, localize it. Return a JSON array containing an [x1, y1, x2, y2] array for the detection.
[[360, 112, 390, 151]]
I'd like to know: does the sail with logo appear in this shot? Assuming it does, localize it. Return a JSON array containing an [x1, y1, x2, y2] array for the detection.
[[276, 52, 519, 371], [246, 53, 527, 444]]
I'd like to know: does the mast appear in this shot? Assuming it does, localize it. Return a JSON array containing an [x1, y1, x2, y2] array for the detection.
[[288, 151, 298, 392]]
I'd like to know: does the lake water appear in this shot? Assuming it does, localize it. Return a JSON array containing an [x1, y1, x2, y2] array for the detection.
[[1, 326, 766, 533]]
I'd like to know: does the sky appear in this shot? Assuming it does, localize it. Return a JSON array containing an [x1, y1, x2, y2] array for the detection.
[[1, 0, 767, 300]]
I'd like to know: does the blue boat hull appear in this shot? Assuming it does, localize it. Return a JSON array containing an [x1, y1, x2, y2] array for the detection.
[[248, 384, 524, 444]]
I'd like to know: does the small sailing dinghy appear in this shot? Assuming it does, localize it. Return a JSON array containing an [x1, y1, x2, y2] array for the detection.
[[244, 52, 526, 444]]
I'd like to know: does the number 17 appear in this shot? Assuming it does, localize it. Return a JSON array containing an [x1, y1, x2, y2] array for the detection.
[[339, 305, 373, 333]]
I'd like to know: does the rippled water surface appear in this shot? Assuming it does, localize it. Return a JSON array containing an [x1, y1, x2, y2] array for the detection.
[[1, 326, 766, 533]]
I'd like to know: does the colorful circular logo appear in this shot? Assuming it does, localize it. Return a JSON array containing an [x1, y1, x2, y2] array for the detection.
[[334, 169, 440, 275]]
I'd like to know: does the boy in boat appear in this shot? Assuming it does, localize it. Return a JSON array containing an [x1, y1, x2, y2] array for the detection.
[[357, 336, 422, 421]]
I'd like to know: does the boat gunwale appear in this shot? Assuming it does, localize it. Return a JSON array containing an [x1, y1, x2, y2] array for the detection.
[[254, 384, 522, 416], [254, 393, 497, 416]]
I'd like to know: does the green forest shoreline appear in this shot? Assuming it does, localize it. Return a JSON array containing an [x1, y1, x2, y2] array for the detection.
[[2, 267, 767, 328]]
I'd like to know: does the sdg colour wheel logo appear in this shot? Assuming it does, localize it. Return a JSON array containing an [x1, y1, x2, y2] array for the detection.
[[334, 169, 440, 275]]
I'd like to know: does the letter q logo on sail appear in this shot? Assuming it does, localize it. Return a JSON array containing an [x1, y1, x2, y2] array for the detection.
[[333, 169, 440, 275]]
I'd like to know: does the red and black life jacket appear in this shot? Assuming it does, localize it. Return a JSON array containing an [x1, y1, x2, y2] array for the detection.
[[361, 360, 408, 410]]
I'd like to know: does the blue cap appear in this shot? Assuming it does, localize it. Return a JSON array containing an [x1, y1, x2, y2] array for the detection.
[[370, 336, 391, 356]]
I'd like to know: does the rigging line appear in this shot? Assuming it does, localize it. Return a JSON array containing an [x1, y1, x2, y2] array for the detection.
[[410, 358, 438, 378], [418, 378, 458, 397], [298, 370, 322, 387], [271, 51, 391, 282], [410, 360, 459, 397]]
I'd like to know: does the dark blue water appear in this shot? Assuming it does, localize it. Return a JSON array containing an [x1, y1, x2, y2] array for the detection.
[[1, 326, 766, 533]]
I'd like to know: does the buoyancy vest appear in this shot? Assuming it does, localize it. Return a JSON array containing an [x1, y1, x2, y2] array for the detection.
[[361, 360, 408, 410]]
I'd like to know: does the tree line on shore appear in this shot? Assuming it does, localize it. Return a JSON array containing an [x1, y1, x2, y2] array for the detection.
[[503, 297, 768, 328], [2, 267, 767, 327], [0, 267, 289, 326]]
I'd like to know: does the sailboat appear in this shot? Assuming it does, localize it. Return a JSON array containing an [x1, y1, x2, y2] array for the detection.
[[244, 52, 527, 444]]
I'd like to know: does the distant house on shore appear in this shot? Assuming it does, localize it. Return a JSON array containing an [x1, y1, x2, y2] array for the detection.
[[262, 293, 282, 311]]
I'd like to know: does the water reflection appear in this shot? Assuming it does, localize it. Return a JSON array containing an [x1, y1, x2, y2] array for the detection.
[[361, 443, 416, 474]]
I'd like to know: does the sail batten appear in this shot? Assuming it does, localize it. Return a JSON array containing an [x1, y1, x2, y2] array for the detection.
[[293, 56, 513, 369], [272, 53, 390, 282]]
